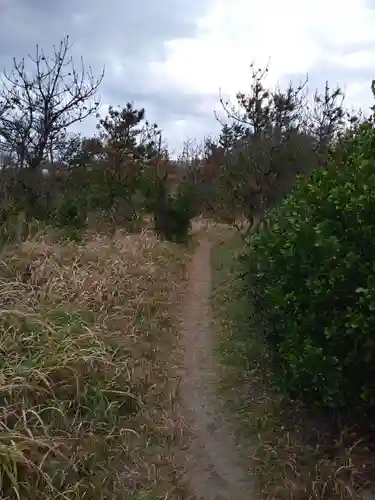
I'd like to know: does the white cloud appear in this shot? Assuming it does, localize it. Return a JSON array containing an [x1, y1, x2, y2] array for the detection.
[[151, 0, 375, 101], [345, 81, 373, 112], [326, 49, 375, 70], [147, 0, 375, 146]]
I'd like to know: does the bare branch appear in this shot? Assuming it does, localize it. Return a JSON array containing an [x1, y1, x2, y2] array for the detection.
[[0, 35, 104, 170]]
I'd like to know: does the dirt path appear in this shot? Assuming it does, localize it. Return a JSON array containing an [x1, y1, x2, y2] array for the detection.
[[179, 239, 254, 500]]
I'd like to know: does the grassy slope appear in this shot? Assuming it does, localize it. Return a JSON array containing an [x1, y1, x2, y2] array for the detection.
[[211, 232, 373, 500], [0, 229, 190, 500]]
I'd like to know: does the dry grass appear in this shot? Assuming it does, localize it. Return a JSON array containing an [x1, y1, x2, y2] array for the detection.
[[0, 228, 190, 499], [211, 233, 375, 500]]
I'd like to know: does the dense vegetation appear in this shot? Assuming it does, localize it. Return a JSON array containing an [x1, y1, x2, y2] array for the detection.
[[211, 113, 375, 499], [211, 61, 375, 419], [2, 32, 375, 500], [246, 119, 375, 413], [0, 37, 197, 246], [0, 37, 194, 500], [209, 57, 375, 500]]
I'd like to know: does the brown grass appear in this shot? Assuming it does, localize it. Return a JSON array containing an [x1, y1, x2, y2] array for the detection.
[[211, 233, 375, 500], [0, 228, 190, 499]]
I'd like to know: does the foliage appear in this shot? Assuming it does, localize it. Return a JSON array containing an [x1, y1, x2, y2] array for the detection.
[[245, 119, 375, 412], [153, 178, 196, 243], [211, 63, 347, 236], [0, 202, 25, 245], [52, 195, 87, 242], [94, 103, 163, 226], [168, 182, 197, 241]]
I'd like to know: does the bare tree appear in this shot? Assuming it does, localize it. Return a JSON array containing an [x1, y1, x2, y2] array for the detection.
[[0, 35, 104, 170]]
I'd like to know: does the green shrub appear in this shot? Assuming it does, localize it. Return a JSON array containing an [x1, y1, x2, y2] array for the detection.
[[54, 196, 87, 230], [154, 183, 196, 243], [245, 121, 375, 412], [0, 203, 25, 245]]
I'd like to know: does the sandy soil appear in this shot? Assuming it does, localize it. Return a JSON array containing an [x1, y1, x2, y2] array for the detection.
[[179, 239, 254, 500]]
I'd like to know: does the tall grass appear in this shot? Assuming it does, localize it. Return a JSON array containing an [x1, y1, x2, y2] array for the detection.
[[0, 229, 189, 499]]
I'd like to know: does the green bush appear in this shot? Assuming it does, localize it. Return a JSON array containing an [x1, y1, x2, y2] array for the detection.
[[0, 203, 26, 245], [53, 196, 87, 230], [154, 182, 196, 243], [245, 121, 375, 412]]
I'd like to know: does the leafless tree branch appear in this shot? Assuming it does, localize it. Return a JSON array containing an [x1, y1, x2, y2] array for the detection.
[[0, 35, 104, 170]]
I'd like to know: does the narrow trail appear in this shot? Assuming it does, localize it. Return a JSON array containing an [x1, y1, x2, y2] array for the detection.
[[179, 239, 254, 500]]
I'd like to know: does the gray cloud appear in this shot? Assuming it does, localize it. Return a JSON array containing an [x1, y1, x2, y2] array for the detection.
[[0, 0, 213, 149], [1, 0, 208, 62], [1, 0, 375, 152]]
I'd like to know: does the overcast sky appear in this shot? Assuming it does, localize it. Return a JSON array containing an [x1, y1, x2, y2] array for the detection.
[[1, 0, 375, 154]]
